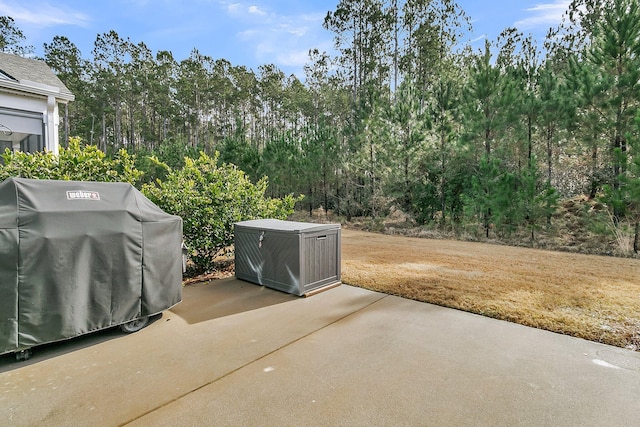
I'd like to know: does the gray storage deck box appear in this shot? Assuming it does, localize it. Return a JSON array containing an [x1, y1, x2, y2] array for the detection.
[[234, 219, 341, 296]]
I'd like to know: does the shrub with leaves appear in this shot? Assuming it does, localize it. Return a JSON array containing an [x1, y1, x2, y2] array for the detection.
[[142, 151, 299, 273], [0, 137, 142, 184]]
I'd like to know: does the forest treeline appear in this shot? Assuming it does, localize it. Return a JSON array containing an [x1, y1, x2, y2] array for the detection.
[[2, 0, 640, 253]]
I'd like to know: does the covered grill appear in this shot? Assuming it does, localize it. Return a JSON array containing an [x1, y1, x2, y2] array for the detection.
[[0, 178, 183, 356]]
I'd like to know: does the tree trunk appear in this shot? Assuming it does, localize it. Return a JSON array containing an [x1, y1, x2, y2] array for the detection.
[[90, 114, 95, 146], [101, 112, 106, 152], [546, 127, 553, 186], [440, 128, 446, 223], [527, 116, 533, 167], [323, 157, 329, 214], [589, 143, 598, 199], [485, 125, 491, 157], [352, 14, 358, 103], [115, 97, 122, 149], [485, 218, 490, 239], [392, 0, 398, 95]]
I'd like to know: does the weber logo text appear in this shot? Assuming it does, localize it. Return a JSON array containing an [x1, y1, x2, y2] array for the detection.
[[66, 190, 100, 201]]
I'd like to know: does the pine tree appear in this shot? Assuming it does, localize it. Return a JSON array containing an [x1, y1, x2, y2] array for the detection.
[[519, 157, 559, 241], [589, 0, 640, 197], [384, 80, 427, 213], [43, 36, 86, 146], [428, 70, 461, 223], [565, 0, 640, 203], [463, 40, 515, 160], [536, 60, 572, 191], [0, 16, 33, 56]]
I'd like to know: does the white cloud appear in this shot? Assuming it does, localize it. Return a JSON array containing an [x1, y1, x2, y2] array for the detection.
[[227, 3, 241, 14], [276, 49, 311, 68], [515, 0, 571, 30], [225, 3, 329, 76], [279, 23, 308, 37], [248, 5, 266, 16], [225, 2, 267, 18], [237, 29, 257, 41], [0, 0, 90, 28]]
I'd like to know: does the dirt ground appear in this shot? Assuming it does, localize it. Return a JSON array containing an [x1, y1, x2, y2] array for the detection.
[[340, 228, 640, 350]]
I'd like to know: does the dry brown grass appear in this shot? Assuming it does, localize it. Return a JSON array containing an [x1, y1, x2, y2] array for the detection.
[[341, 229, 640, 350]]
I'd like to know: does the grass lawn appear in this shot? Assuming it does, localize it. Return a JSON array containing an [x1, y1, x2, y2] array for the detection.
[[341, 229, 640, 350]]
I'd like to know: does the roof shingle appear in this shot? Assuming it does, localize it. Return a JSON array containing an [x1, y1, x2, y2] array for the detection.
[[0, 51, 73, 98]]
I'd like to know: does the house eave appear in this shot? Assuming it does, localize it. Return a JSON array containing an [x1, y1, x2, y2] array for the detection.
[[0, 79, 75, 103]]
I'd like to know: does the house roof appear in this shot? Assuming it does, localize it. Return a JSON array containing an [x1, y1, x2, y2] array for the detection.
[[0, 51, 74, 102]]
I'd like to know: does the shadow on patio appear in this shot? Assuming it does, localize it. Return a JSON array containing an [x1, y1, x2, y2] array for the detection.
[[170, 277, 297, 324]]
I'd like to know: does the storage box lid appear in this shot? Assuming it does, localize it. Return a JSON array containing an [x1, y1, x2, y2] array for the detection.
[[235, 219, 340, 233]]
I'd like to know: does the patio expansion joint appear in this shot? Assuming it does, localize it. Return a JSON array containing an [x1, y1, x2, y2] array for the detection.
[[119, 292, 389, 426]]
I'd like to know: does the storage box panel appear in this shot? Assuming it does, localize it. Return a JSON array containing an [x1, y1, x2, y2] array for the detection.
[[234, 228, 301, 294], [302, 231, 340, 292]]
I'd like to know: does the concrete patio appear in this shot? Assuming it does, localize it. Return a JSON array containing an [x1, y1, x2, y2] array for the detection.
[[1, 279, 639, 426]]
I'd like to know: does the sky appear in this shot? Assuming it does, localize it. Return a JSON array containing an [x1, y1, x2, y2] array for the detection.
[[1, 0, 571, 79]]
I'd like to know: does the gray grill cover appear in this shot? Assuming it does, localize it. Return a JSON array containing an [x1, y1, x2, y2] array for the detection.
[[0, 178, 183, 354]]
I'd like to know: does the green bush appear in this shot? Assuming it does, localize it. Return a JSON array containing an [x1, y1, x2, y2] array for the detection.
[[134, 139, 204, 184], [142, 151, 299, 273], [0, 137, 142, 184], [0, 140, 298, 273]]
